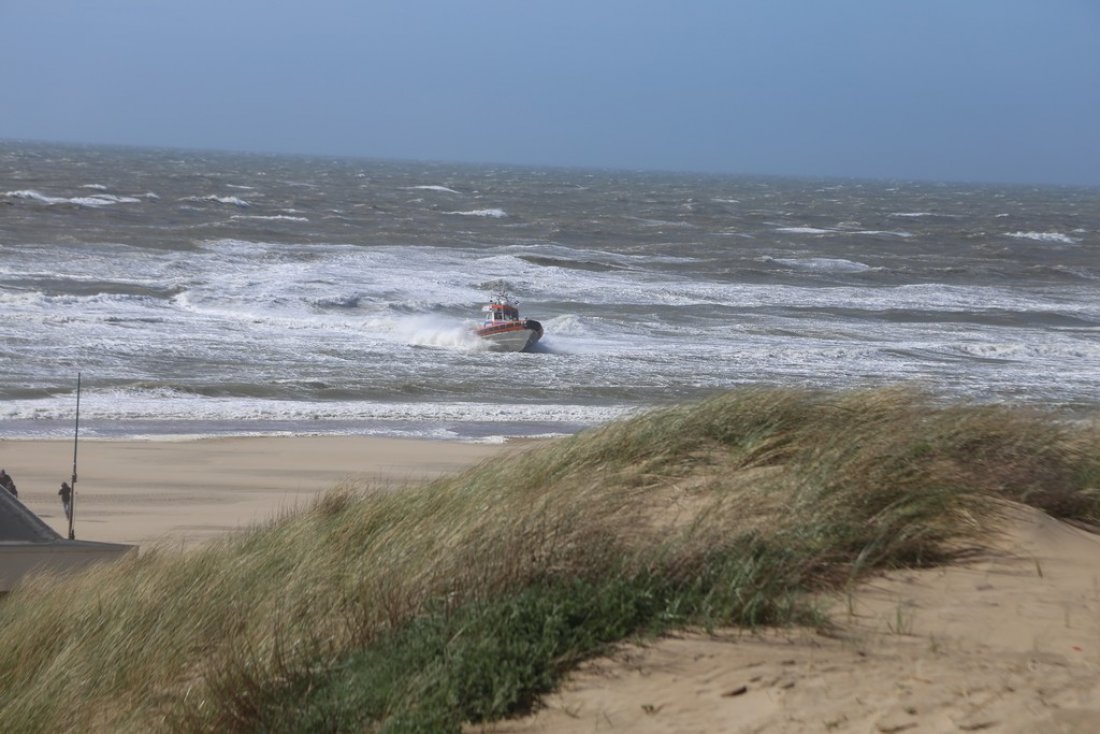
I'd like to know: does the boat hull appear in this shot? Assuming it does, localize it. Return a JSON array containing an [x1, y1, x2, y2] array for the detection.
[[475, 322, 542, 352]]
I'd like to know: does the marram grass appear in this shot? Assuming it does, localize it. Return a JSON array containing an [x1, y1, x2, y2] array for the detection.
[[1, 387, 1097, 732]]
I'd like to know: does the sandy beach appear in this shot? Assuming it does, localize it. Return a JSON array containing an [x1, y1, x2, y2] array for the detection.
[[0, 436, 514, 549]]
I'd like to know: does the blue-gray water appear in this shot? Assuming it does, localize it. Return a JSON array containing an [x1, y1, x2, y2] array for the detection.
[[2, 141, 1098, 441]]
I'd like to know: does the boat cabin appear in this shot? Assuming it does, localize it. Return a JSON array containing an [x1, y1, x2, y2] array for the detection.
[[483, 301, 521, 324]]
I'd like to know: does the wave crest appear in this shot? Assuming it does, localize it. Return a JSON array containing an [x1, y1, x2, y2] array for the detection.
[[4, 189, 142, 207], [445, 208, 507, 218], [767, 257, 872, 273], [180, 195, 252, 208], [1006, 231, 1079, 244]]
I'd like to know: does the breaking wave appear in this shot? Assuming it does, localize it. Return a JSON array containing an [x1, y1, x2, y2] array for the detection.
[[775, 226, 834, 234], [231, 215, 310, 222], [767, 257, 872, 273], [4, 189, 142, 207], [445, 208, 507, 218], [1006, 231, 1080, 244], [180, 195, 252, 208], [405, 185, 460, 194]]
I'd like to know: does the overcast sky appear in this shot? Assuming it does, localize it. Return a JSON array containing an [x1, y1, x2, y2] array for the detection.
[[2, 1, 1098, 186]]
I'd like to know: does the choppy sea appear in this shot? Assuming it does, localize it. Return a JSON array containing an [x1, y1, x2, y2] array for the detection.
[[2, 141, 1098, 441]]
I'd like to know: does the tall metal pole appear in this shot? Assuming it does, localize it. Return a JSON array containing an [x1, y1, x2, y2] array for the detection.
[[69, 373, 81, 540]]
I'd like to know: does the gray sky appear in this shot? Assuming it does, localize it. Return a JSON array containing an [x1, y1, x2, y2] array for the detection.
[[2, 1, 1098, 186]]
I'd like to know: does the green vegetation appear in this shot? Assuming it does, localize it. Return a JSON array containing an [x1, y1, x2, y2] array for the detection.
[[1, 387, 1098, 732]]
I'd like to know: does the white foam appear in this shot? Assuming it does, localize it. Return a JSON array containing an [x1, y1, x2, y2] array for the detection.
[[76, 193, 143, 206], [390, 315, 483, 349], [775, 226, 834, 234], [445, 208, 507, 218], [855, 230, 913, 238], [6, 189, 68, 203], [180, 195, 251, 208], [3, 189, 141, 207], [231, 215, 309, 222], [5, 221, 1097, 443], [1006, 231, 1079, 244], [405, 185, 460, 194], [768, 257, 872, 273], [947, 341, 1100, 361], [0, 290, 44, 307], [627, 217, 696, 229], [0, 389, 628, 428]]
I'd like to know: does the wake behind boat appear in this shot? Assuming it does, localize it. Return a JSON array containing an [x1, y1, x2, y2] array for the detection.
[[475, 289, 543, 352]]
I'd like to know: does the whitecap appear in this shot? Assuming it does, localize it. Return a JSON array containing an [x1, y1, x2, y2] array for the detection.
[[5, 189, 69, 204], [445, 208, 507, 218], [1006, 231, 1079, 244], [855, 230, 914, 238], [180, 195, 251, 208], [231, 215, 310, 222], [3, 189, 141, 207], [0, 290, 44, 307], [768, 257, 872, 273], [80, 184, 109, 191], [775, 226, 834, 234], [405, 185, 460, 194], [76, 193, 142, 206]]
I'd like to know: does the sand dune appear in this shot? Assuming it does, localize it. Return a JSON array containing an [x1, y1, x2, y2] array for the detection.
[[478, 503, 1100, 733], [4, 437, 1099, 731]]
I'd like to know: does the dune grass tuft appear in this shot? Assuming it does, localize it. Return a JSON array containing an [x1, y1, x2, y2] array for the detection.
[[1, 387, 1097, 732]]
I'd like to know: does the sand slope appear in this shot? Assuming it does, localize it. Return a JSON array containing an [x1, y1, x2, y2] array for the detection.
[[478, 503, 1100, 733]]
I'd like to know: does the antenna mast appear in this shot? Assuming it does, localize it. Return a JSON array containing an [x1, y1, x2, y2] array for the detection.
[[69, 373, 81, 540]]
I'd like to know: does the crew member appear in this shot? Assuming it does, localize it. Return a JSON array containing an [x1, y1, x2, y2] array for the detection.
[[59, 481, 73, 520]]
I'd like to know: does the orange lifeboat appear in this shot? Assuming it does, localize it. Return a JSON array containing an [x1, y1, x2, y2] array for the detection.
[[474, 290, 543, 352]]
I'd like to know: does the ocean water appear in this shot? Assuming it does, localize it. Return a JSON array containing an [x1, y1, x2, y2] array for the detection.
[[2, 141, 1098, 441]]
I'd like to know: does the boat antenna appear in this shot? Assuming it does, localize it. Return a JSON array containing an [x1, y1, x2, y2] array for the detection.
[[69, 372, 81, 540], [490, 280, 513, 305]]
